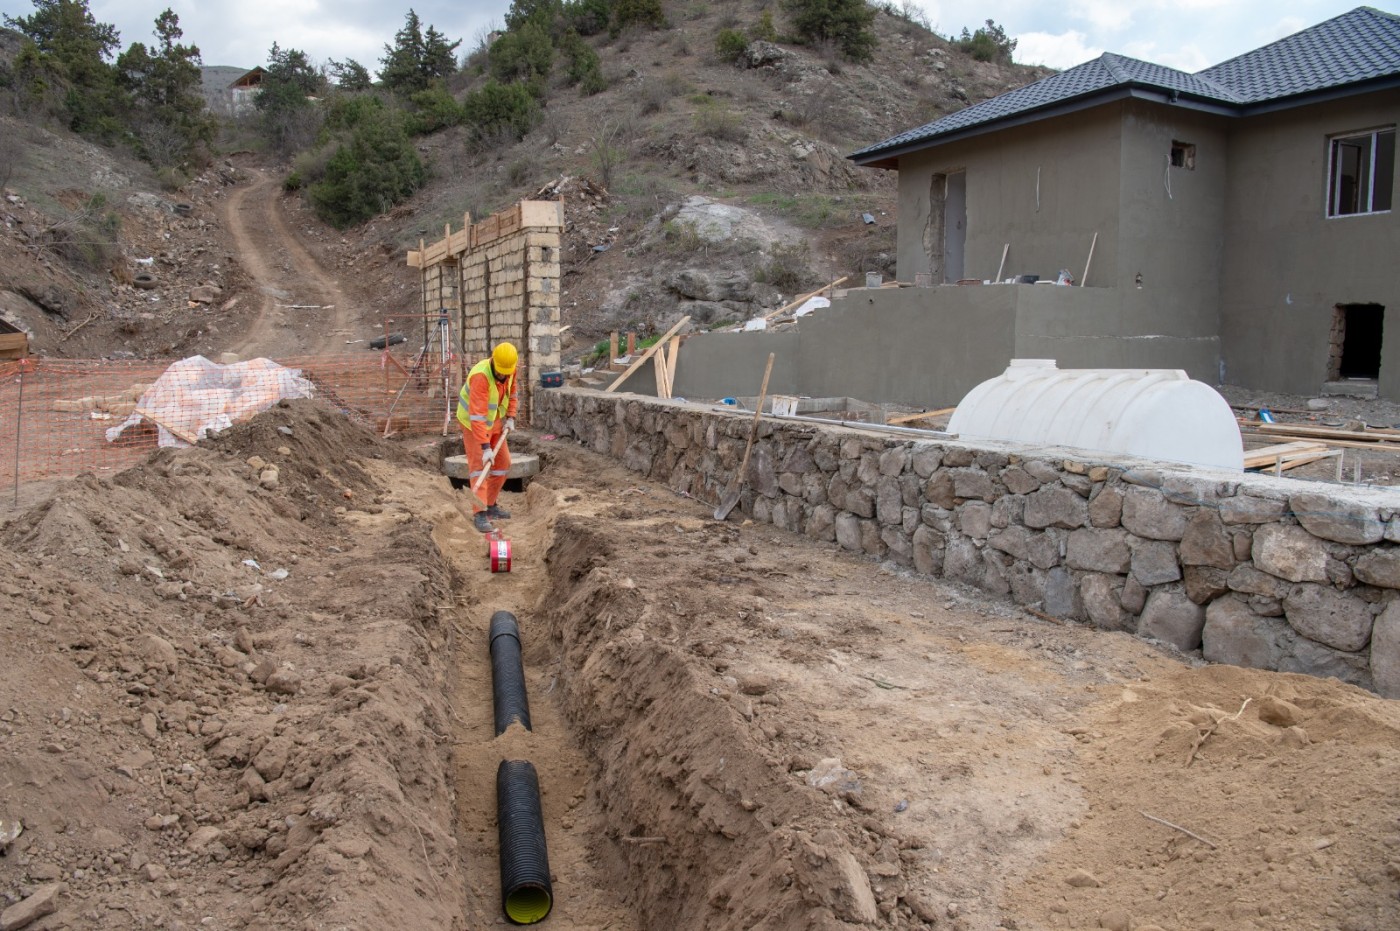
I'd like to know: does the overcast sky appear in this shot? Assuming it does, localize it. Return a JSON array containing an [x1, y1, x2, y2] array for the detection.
[[7, 1, 1390, 74]]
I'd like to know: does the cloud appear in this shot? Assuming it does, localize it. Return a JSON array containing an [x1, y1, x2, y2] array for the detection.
[[1015, 30, 1104, 70], [1066, 0, 1137, 34]]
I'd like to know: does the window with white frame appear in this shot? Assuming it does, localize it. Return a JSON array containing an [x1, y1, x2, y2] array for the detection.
[[1328, 127, 1395, 217]]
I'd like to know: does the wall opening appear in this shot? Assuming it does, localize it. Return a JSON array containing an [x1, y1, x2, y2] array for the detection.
[[1170, 141, 1196, 170], [1329, 303, 1384, 381], [944, 171, 967, 283], [924, 173, 947, 284]]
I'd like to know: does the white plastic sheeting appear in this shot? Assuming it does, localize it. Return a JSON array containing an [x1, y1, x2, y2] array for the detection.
[[105, 356, 315, 448], [947, 359, 1243, 471]]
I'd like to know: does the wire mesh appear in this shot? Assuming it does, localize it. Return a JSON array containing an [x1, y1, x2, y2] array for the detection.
[[1, 347, 471, 500]]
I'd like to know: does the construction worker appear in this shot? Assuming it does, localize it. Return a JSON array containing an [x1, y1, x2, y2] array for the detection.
[[458, 342, 519, 533]]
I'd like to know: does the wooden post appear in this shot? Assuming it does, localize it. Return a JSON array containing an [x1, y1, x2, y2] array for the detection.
[[609, 332, 618, 366], [626, 332, 636, 356], [666, 335, 681, 396], [606, 317, 692, 392], [995, 243, 1009, 282], [1082, 232, 1098, 287]]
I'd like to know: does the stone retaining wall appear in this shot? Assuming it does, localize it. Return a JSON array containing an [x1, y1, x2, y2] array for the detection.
[[537, 388, 1400, 698]]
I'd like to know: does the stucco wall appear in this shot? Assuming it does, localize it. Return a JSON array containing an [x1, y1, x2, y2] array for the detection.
[[660, 285, 1216, 408], [537, 388, 1400, 697], [1219, 91, 1400, 397], [1013, 287, 1221, 380], [895, 107, 1124, 287]]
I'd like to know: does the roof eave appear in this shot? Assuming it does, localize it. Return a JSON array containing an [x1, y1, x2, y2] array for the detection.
[[849, 86, 1239, 168], [1238, 73, 1400, 117]]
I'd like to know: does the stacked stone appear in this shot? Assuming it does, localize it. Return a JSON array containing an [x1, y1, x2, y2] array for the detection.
[[537, 389, 1400, 698], [415, 202, 562, 420]]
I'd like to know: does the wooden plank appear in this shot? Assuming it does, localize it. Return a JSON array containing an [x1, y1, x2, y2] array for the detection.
[[0, 333, 27, 351], [1241, 431, 1400, 454], [994, 243, 1008, 282], [887, 406, 955, 426], [605, 316, 691, 392], [1241, 441, 1328, 467], [762, 276, 849, 321], [1241, 421, 1400, 442], [665, 335, 681, 396], [654, 349, 670, 400], [1263, 452, 1340, 473], [1248, 442, 1321, 467], [134, 407, 199, 445], [1082, 231, 1098, 286]]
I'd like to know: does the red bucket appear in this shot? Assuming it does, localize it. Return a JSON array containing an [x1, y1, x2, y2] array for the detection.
[[488, 537, 512, 573]]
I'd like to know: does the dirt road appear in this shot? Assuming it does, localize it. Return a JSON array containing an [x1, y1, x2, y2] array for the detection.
[[220, 167, 358, 358]]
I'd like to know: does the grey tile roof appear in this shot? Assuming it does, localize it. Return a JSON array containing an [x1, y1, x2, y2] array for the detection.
[[1199, 6, 1400, 102], [854, 6, 1400, 163]]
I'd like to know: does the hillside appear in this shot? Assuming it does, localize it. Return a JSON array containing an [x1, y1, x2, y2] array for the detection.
[[0, 6, 1049, 362]]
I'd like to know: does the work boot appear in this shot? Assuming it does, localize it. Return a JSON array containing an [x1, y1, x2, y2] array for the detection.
[[486, 503, 512, 520], [472, 512, 494, 533]]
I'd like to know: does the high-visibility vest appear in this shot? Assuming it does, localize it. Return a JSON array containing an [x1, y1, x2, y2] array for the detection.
[[457, 357, 514, 431]]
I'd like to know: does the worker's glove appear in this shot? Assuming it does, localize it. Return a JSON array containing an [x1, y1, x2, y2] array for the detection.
[[505, 417, 515, 433], [481, 444, 495, 467]]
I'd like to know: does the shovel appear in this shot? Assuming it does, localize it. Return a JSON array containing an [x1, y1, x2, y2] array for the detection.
[[715, 352, 775, 520], [452, 429, 509, 514]]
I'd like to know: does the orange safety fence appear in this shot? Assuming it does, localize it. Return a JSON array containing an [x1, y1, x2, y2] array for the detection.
[[0, 341, 470, 499]]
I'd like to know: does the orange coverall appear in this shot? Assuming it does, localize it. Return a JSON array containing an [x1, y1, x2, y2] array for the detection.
[[458, 362, 517, 514]]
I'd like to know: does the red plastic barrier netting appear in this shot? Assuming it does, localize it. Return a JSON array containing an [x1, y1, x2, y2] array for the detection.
[[0, 349, 466, 491]]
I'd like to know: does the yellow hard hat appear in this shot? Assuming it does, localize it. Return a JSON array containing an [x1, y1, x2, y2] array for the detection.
[[492, 342, 518, 375]]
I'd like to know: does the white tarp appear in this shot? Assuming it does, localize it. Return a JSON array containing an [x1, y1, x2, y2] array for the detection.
[[105, 356, 315, 447]]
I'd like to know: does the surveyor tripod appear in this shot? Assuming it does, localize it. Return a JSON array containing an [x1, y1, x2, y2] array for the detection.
[[382, 311, 457, 436]]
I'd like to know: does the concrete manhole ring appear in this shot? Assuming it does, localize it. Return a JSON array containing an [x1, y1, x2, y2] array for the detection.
[[133, 273, 158, 290]]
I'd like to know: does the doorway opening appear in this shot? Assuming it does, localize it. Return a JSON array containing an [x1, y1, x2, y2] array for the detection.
[[924, 171, 967, 284], [1328, 303, 1384, 381]]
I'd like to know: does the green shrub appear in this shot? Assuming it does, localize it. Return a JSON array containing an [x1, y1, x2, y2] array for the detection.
[[308, 109, 425, 228], [954, 19, 1016, 64], [751, 10, 779, 41], [611, 0, 666, 36], [563, 0, 611, 35], [693, 101, 744, 143], [754, 241, 814, 291], [561, 29, 607, 93], [461, 80, 541, 150], [407, 85, 465, 134], [782, 0, 876, 62], [715, 28, 748, 63], [489, 21, 554, 83]]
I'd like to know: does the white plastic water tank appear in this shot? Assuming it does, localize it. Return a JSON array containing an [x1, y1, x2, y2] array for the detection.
[[947, 359, 1243, 471]]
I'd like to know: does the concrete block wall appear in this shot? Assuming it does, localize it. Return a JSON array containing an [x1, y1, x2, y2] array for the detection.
[[536, 388, 1400, 697]]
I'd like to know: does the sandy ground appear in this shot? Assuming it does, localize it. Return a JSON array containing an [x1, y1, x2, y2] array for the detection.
[[5, 400, 1397, 930]]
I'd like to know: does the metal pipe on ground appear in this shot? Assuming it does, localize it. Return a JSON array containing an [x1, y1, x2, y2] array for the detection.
[[490, 610, 531, 735], [497, 759, 554, 924]]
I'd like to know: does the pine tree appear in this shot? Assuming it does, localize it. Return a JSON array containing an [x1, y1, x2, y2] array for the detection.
[[3, 0, 123, 137], [380, 10, 461, 95], [117, 9, 216, 167], [256, 43, 325, 157], [328, 59, 373, 91]]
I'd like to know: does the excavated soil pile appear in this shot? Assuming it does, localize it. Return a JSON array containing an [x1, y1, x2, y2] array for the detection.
[[0, 400, 466, 930], [3, 402, 1400, 931]]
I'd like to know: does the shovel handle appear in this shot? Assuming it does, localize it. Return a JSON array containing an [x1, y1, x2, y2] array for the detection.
[[471, 430, 510, 494]]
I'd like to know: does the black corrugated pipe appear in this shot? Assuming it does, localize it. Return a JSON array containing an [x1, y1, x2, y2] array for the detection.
[[497, 759, 553, 924], [490, 610, 531, 735]]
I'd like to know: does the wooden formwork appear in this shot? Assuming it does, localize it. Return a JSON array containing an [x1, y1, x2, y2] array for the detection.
[[407, 200, 564, 421]]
